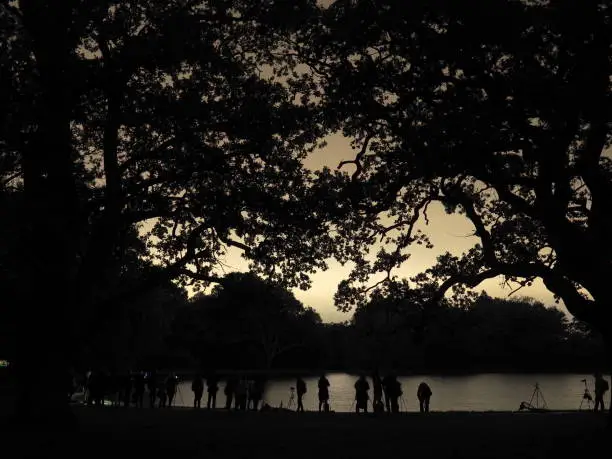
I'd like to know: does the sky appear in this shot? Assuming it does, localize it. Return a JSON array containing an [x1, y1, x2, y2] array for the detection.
[[151, 0, 567, 322], [208, 133, 562, 323]]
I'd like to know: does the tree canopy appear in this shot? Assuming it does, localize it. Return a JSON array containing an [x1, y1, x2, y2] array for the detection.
[[0, 0, 329, 421], [294, 0, 612, 338], [171, 272, 322, 370]]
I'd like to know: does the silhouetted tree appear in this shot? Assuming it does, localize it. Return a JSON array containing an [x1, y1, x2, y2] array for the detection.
[[172, 272, 323, 370], [0, 0, 329, 425], [296, 0, 611, 409], [349, 291, 588, 373]]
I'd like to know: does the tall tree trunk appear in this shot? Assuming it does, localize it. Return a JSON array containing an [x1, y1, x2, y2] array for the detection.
[[606, 333, 612, 425], [12, 292, 76, 430], [13, 99, 79, 431]]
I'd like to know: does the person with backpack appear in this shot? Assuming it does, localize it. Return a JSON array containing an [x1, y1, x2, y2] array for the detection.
[[296, 377, 307, 412]]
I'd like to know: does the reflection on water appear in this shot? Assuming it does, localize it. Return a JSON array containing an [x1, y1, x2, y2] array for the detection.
[[172, 373, 611, 412]]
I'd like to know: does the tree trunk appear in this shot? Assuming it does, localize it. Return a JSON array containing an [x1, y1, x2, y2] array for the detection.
[[11, 286, 77, 431], [13, 141, 80, 430], [606, 334, 612, 425]]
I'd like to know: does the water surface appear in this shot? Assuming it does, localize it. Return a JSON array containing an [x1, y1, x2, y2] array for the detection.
[[171, 373, 610, 412]]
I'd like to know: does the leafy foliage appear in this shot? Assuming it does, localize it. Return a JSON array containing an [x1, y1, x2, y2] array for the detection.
[[348, 293, 601, 372], [0, 0, 333, 346], [170, 272, 322, 369], [297, 0, 612, 332]]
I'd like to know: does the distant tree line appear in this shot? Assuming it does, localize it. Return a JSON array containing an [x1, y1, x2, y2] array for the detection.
[[77, 271, 605, 375]]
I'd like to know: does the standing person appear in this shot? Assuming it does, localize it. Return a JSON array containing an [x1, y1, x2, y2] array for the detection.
[[207, 372, 219, 409], [224, 375, 236, 409], [158, 386, 167, 408], [133, 371, 145, 408], [354, 375, 370, 413], [235, 377, 247, 410], [417, 381, 432, 413], [372, 371, 384, 413], [121, 372, 133, 407], [318, 374, 330, 412], [296, 377, 307, 412], [594, 372, 609, 412], [381, 373, 394, 413], [251, 377, 265, 411], [386, 375, 402, 414], [165, 372, 178, 407], [146, 370, 158, 408], [192, 373, 204, 408]]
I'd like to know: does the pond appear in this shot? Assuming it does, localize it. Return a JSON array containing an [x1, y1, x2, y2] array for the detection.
[[171, 372, 610, 412]]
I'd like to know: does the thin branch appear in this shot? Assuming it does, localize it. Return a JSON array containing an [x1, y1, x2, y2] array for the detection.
[[507, 277, 536, 296], [363, 270, 392, 295], [215, 231, 252, 255], [337, 133, 373, 181], [433, 269, 500, 302], [379, 197, 437, 241]]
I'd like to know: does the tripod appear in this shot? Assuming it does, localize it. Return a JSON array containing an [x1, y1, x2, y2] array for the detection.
[[287, 387, 296, 409], [579, 379, 593, 411], [519, 382, 548, 411]]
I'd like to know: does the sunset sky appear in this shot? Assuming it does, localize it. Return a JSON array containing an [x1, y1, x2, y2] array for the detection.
[[211, 133, 562, 323]]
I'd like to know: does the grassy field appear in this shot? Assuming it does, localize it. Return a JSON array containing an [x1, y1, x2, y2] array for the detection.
[[2, 406, 610, 459]]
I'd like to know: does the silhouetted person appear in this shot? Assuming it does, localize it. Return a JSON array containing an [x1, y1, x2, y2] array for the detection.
[[224, 376, 236, 409], [235, 378, 247, 410], [165, 372, 178, 406], [384, 374, 401, 413], [594, 372, 609, 412], [192, 373, 204, 408], [107, 371, 120, 406], [85, 371, 94, 406], [372, 371, 384, 412], [296, 377, 307, 412], [381, 373, 394, 412], [133, 371, 145, 408], [354, 375, 370, 413], [417, 381, 432, 413], [66, 369, 76, 403], [158, 387, 167, 408], [251, 377, 265, 411], [87, 371, 104, 406], [207, 372, 219, 409], [147, 370, 158, 408], [121, 372, 133, 407], [318, 374, 330, 412]]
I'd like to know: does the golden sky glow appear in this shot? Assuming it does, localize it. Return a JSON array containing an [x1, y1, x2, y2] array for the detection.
[[214, 133, 563, 322]]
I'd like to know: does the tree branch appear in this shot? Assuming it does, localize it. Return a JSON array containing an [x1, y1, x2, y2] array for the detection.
[[216, 231, 252, 255], [337, 133, 373, 181]]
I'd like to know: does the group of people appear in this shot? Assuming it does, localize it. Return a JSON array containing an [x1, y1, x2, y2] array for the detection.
[[191, 374, 267, 411], [76, 369, 608, 414], [295, 374, 331, 412], [81, 370, 179, 408], [78, 370, 436, 413], [295, 373, 433, 414]]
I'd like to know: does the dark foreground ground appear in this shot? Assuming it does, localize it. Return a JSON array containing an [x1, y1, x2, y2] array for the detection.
[[2, 407, 610, 459]]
